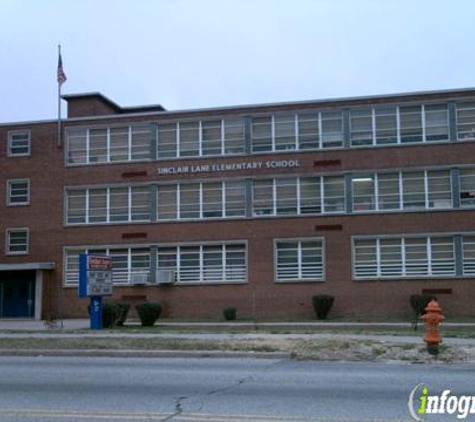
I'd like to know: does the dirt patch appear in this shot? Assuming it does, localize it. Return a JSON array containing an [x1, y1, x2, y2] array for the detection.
[[0, 337, 474, 363]]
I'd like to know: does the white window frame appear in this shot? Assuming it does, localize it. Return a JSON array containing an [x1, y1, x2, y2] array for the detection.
[[5, 227, 29, 255], [6, 179, 30, 206], [7, 130, 31, 157], [64, 240, 248, 287], [352, 234, 456, 280], [274, 238, 325, 282]]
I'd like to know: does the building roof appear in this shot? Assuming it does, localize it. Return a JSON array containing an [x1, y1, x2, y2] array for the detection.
[[61, 92, 166, 113], [2, 86, 475, 127]]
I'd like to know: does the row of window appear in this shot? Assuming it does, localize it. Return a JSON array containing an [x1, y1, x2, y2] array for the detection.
[[63, 168, 475, 225], [5, 101, 475, 162], [10, 167, 475, 215], [7, 231, 475, 282], [353, 235, 475, 279], [54, 100, 475, 164], [64, 240, 321, 285], [64, 243, 248, 285], [61, 234, 475, 286]]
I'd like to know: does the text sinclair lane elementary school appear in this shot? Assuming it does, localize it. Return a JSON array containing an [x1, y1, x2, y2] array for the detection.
[[157, 159, 300, 175], [1, 88, 475, 320]]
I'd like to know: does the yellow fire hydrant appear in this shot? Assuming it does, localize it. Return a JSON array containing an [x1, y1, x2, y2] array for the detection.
[[420, 300, 445, 355]]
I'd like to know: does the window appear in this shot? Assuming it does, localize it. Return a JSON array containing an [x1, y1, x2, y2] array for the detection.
[[109, 127, 129, 161], [402, 171, 425, 209], [351, 170, 452, 212], [456, 102, 475, 141], [353, 239, 378, 278], [377, 173, 400, 210], [375, 106, 398, 145], [88, 188, 107, 223], [157, 243, 247, 284], [251, 117, 273, 152], [275, 239, 324, 281], [131, 125, 151, 160], [109, 187, 128, 222], [179, 122, 200, 157], [400, 106, 423, 143], [253, 177, 344, 217], [202, 120, 222, 156], [179, 183, 200, 219], [298, 113, 319, 150], [66, 189, 87, 224], [427, 170, 451, 209], [321, 111, 343, 148], [131, 186, 151, 221], [459, 169, 475, 207], [275, 178, 298, 214], [225, 181, 246, 217], [274, 114, 296, 151], [253, 179, 274, 215], [202, 182, 223, 218], [157, 185, 177, 220], [462, 236, 475, 275], [323, 176, 345, 212], [8, 131, 30, 157], [66, 186, 151, 224], [300, 177, 321, 214], [224, 118, 245, 154], [379, 238, 402, 277], [350, 109, 373, 146], [64, 247, 151, 286], [352, 175, 375, 211], [157, 123, 177, 158], [89, 128, 108, 163], [67, 129, 88, 164], [7, 179, 30, 206], [6, 228, 29, 255], [66, 125, 152, 164], [425, 104, 448, 142], [353, 236, 455, 279]]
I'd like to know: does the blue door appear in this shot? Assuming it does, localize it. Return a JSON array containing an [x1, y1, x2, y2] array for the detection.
[[0, 271, 35, 318]]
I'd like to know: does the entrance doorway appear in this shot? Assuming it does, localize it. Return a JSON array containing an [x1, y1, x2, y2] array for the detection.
[[0, 271, 35, 318]]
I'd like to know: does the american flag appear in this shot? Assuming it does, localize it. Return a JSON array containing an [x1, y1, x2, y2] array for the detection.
[[57, 52, 67, 86]]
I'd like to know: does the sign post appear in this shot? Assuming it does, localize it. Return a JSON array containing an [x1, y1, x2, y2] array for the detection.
[[79, 254, 113, 330]]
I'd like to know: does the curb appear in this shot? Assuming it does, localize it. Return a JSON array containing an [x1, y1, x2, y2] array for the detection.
[[0, 349, 292, 359]]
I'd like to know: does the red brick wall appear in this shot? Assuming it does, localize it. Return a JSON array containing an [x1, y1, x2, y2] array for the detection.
[[2, 90, 475, 320]]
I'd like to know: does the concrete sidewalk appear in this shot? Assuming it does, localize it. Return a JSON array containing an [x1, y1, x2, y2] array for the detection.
[[1, 318, 474, 331], [0, 331, 474, 345]]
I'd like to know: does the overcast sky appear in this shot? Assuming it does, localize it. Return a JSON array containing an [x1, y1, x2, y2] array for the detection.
[[1, 0, 474, 122]]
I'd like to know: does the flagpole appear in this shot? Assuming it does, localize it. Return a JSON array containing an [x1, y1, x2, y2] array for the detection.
[[57, 44, 62, 147]]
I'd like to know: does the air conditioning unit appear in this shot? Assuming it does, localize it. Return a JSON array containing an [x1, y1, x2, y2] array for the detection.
[[130, 273, 149, 285], [157, 270, 176, 285]]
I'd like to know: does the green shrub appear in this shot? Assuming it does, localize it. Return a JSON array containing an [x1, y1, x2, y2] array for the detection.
[[410, 294, 437, 330], [410, 294, 437, 317], [114, 301, 131, 327], [87, 302, 128, 328], [136, 303, 162, 327], [223, 307, 237, 321], [312, 295, 335, 320], [96, 302, 124, 328]]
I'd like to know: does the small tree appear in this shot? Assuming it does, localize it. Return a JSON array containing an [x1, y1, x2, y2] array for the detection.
[[223, 307, 237, 321], [312, 295, 335, 320], [410, 294, 436, 330], [136, 303, 162, 327]]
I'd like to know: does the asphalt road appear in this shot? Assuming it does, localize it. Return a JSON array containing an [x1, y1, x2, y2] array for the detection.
[[0, 356, 472, 421]]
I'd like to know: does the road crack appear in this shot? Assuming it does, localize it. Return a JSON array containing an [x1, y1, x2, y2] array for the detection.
[[159, 395, 186, 422]]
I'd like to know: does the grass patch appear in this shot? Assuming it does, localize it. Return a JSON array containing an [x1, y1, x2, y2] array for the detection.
[[0, 337, 472, 364]]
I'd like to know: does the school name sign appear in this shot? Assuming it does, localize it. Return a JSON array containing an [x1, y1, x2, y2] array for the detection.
[[157, 159, 300, 176]]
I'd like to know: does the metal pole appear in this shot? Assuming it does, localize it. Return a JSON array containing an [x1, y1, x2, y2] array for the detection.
[[57, 44, 62, 147]]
